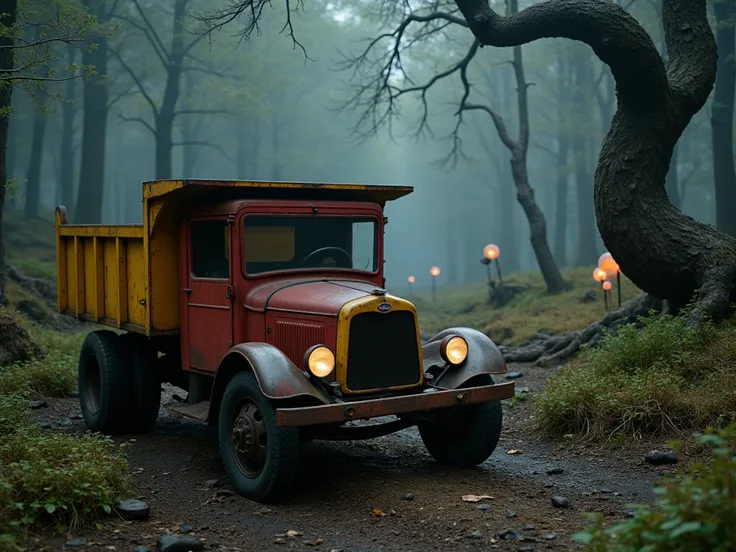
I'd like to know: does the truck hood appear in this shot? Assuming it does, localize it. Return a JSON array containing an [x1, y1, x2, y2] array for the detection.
[[244, 278, 387, 316]]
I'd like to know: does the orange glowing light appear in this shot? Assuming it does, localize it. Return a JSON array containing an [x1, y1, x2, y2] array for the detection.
[[430, 266, 441, 277], [598, 252, 620, 277], [593, 267, 607, 283], [602, 280, 613, 291], [483, 244, 500, 260], [408, 276, 415, 283]]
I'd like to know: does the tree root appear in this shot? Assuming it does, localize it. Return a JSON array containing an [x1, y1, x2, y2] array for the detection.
[[498, 293, 664, 366]]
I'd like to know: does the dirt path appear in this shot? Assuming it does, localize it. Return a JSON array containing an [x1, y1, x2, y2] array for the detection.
[[29, 364, 677, 552]]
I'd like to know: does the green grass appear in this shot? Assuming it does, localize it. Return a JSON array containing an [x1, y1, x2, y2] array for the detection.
[[3, 212, 57, 265], [577, 425, 736, 551], [415, 267, 641, 345], [534, 312, 736, 439]]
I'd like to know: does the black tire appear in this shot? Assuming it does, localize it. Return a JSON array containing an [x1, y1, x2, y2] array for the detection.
[[418, 377, 503, 467], [218, 372, 300, 503], [78, 330, 132, 434], [120, 334, 161, 434]]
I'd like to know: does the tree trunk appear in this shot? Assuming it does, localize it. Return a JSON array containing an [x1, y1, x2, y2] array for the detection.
[[59, 45, 76, 217], [712, 0, 736, 236], [75, 27, 108, 223], [455, 0, 732, 323], [0, 0, 17, 304], [665, 142, 680, 208], [23, 100, 47, 219]]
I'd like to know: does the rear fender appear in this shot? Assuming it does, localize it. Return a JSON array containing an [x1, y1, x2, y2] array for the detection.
[[422, 327, 507, 389], [208, 342, 329, 425]]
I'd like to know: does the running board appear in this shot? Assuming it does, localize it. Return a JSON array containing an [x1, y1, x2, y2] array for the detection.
[[165, 401, 210, 423]]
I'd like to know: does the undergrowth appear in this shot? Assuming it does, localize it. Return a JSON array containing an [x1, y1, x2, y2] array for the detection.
[[416, 267, 640, 346], [0, 395, 129, 550], [577, 425, 736, 551], [535, 312, 736, 439]]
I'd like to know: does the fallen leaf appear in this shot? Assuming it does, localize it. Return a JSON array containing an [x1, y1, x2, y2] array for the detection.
[[273, 538, 286, 544], [305, 538, 324, 546], [506, 449, 519, 455], [371, 507, 386, 517], [461, 495, 493, 503], [286, 530, 302, 537]]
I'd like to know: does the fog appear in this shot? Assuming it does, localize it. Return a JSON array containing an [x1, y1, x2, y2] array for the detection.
[[5, 0, 721, 293]]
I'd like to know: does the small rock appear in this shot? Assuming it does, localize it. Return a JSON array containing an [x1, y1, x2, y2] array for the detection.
[[551, 496, 570, 509], [156, 535, 205, 552], [402, 492, 415, 501], [600, 488, 613, 494], [203, 479, 220, 489], [115, 499, 150, 521], [563, 433, 574, 439], [67, 391, 79, 398], [41, 422, 53, 430], [215, 489, 233, 497], [507, 510, 517, 518], [506, 371, 523, 380], [467, 531, 483, 540], [543, 533, 557, 540], [645, 450, 677, 466], [65, 537, 87, 547], [58, 419, 72, 426], [523, 524, 536, 531], [476, 503, 491, 511], [497, 530, 518, 540], [179, 524, 194, 534], [518, 387, 531, 394], [28, 400, 48, 409], [582, 290, 597, 303], [544, 483, 554, 488], [546, 467, 564, 475]]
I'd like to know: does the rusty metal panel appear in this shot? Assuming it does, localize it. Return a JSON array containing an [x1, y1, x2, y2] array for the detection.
[[273, 319, 325, 368], [126, 240, 147, 328], [275, 381, 516, 427]]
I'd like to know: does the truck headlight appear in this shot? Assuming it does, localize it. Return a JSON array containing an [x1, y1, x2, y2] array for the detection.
[[304, 345, 335, 378], [440, 335, 468, 365]]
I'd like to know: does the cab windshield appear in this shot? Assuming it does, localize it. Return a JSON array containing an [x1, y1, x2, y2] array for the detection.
[[243, 215, 378, 275]]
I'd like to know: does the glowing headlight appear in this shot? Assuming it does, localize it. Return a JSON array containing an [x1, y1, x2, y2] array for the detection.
[[304, 345, 335, 378], [440, 335, 468, 365]]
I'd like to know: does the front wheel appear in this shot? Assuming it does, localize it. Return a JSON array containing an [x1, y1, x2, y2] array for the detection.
[[418, 396, 503, 467], [218, 372, 300, 503]]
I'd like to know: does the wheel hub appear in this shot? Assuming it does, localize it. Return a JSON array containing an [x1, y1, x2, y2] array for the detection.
[[233, 414, 255, 456], [229, 399, 267, 477]]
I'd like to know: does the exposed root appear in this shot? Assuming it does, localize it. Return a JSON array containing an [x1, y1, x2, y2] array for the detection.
[[499, 293, 663, 366]]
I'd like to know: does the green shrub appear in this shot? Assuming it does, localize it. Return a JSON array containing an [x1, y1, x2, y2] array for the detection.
[[576, 425, 736, 552], [535, 313, 736, 438]]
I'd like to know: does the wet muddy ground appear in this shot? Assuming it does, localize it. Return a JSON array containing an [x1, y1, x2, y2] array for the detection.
[[28, 363, 685, 552]]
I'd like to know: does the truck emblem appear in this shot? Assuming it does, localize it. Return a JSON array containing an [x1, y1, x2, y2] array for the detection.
[[377, 302, 392, 313]]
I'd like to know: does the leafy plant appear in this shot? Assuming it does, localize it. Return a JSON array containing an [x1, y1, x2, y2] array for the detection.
[[576, 425, 736, 551]]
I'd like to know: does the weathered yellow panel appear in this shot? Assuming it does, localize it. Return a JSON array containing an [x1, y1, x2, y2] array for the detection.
[[149, 223, 180, 332], [126, 240, 146, 328], [64, 239, 76, 313], [83, 238, 96, 315], [103, 240, 117, 322]]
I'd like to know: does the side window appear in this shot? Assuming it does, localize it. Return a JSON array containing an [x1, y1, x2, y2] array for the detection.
[[351, 221, 376, 271], [191, 220, 230, 279]]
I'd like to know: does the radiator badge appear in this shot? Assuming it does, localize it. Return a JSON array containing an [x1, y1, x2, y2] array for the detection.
[[377, 302, 392, 313]]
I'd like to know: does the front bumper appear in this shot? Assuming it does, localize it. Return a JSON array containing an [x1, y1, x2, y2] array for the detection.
[[275, 381, 515, 427]]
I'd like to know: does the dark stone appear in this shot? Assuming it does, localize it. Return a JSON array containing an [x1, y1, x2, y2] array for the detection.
[[156, 535, 205, 552], [65, 537, 87, 547], [497, 530, 518, 540], [506, 371, 523, 380], [645, 450, 678, 466], [41, 422, 53, 430], [203, 479, 220, 489], [115, 499, 150, 521], [544, 483, 554, 488], [67, 391, 79, 398], [600, 488, 614, 494], [28, 400, 48, 409], [523, 524, 536, 531], [507, 510, 517, 518], [551, 496, 570, 508], [476, 503, 491, 511], [467, 531, 483, 540], [582, 290, 597, 303], [179, 524, 194, 534], [215, 489, 233, 497], [403, 492, 415, 501], [546, 467, 564, 475], [543, 533, 557, 540]]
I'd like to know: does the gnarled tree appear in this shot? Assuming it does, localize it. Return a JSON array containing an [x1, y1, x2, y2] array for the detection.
[[199, 0, 730, 325]]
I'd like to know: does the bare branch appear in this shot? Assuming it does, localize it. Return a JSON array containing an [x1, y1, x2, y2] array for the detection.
[[173, 108, 235, 118], [131, 0, 171, 60], [119, 115, 156, 136], [172, 140, 234, 162], [110, 48, 159, 118]]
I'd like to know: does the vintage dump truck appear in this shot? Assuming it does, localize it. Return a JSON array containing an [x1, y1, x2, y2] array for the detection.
[[55, 179, 515, 502]]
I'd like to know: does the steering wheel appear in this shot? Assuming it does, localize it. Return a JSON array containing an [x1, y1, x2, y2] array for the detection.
[[300, 246, 352, 268]]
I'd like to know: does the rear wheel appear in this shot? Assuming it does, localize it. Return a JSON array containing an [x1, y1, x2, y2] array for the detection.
[[120, 334, 161, 434], [418, 376, 503, 467], [78, 331, 132, 434], [218, 372, 300, 503]]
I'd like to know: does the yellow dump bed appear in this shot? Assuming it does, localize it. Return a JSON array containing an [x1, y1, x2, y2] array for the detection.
[[55, 179, 413, 336]]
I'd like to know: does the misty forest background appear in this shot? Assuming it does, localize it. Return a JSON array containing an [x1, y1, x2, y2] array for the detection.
[[5, 0, 733, 293]]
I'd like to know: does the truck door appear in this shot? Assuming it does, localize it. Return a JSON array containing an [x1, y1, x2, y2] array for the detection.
[[183, 218, 234, 372]]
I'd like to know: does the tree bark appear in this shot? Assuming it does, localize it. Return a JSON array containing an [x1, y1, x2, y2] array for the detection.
[[75, 9, 109, 224], [0, 0, 17, 304], [454, 0, 733, 324], [665, 142, 680, 208], [59, 46, 77, 218], [711, 0, 736, 236]]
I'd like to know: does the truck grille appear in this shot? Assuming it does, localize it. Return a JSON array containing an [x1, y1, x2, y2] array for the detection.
[[346, 310, 421, 391]]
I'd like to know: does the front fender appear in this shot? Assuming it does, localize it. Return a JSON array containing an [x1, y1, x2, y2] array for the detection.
[[422, 327, 507, 389], [209, 343, 329, 425]]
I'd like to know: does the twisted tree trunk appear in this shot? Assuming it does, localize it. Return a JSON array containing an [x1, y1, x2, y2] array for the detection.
[[454, 0, 733, 324]]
